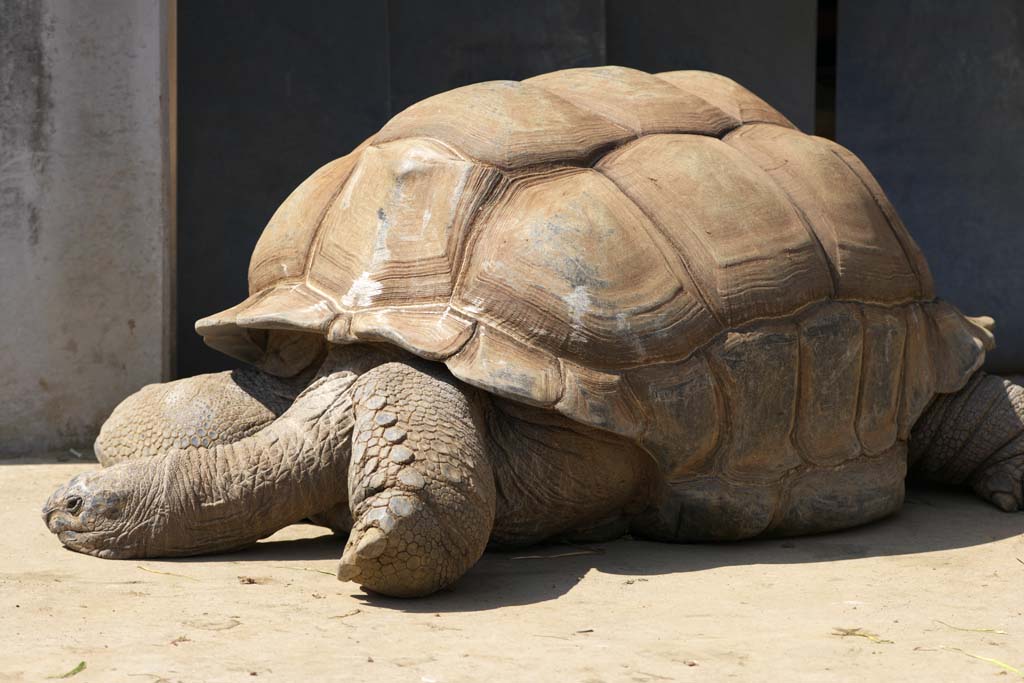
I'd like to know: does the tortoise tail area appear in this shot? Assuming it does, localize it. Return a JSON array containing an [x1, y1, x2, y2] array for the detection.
[[630, 299, 990, 542], [910, 371, 1024, 512]]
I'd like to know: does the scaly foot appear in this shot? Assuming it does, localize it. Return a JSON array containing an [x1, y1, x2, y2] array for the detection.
[[337, 363, 496, 597]]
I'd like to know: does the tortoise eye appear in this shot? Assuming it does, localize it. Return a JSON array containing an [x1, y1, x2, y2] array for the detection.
[[65, 496, 83, 514]]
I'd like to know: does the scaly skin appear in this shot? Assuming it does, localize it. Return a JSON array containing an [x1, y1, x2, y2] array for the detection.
[[910, 372, 1024, 511], [44, 368, 359, 557], [94, 369, 302, 466], [338, 362, 496, 597]]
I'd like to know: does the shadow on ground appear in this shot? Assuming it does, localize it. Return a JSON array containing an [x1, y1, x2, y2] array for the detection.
[[183, 482, 1024, 613]]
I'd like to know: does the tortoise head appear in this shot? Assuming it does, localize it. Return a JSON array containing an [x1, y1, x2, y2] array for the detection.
[[42, 464, 165, 558]]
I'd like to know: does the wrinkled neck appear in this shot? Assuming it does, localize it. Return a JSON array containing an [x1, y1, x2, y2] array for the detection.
[[149, 371, 358, 556]]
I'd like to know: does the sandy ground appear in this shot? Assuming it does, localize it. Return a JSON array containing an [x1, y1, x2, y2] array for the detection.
[[2, 454, 1022, 682]]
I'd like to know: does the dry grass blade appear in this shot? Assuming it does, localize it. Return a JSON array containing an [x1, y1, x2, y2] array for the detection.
[[831, 627, 893, 644], [942, 647, 1024, 677], [511, 550, 602, 560], [330, 609, 361, 619], [271, 565, 336, 576], [137, 565, 198, 581], [934, 620, 1008, 635], [47, 661, 86, 679]]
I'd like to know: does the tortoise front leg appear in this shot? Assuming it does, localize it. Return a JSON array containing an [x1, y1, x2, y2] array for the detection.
[[338, 362, 496, 597]]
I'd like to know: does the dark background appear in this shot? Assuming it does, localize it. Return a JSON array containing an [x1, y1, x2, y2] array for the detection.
[[177, 0, 1024, 377]]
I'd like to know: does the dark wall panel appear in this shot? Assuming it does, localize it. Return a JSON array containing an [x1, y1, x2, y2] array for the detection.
[[606, 0, 818, 132], [388, 0, 606, 112], [837, 0, 1024, 372], [177, 1, 389, 377]]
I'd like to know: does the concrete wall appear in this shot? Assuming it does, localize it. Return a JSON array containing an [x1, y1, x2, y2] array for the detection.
[[0, 0, 174, 455]]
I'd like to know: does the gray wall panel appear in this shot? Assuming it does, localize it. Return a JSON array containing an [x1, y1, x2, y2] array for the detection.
[[606, 0, 818, 132], [837, 0, 1024, 372], [388, 0, 606, 112]]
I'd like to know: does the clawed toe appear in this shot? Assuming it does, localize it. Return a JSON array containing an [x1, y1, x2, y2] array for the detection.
[[336, 494, 445, 597], [972, 461, 1024, 512]]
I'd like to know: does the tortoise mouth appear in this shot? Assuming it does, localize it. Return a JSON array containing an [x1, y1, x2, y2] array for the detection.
[[55, 530, 123, 558]]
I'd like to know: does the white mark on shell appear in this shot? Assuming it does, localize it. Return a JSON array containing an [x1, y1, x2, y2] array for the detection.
[[337, 161, 366, 210], [371, 207, 392, 263], [418, 206, 433, 236], [365, 395, 387, 410], [563, 285, 591, 346], [340, 271, 383, 308]]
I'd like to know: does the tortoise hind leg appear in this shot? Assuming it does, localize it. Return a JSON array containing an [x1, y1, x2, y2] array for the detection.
[[910, 372, 1024, 511]]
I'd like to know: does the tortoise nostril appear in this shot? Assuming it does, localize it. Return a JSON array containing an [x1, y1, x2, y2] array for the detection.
[[66, 496, 83, 515]]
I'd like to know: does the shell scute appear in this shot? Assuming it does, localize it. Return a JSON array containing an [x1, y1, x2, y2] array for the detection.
[[726, 124, 929, 302], [375, 80, 631, 169], [597, 134, 833, 327], [706, 321, 803, 481], [525, 65, 739, 136], [308, 138, 499, 311], [453, 167, 718, 368], [655, 70, 796, 129], [446, 324, 562, 407], [346, 306, 475, 361], [248, 146, 366, 294], [794, 302, 863, 466]]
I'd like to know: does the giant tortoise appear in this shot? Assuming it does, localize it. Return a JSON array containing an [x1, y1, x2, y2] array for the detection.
[[44, 67, 1023, 597]]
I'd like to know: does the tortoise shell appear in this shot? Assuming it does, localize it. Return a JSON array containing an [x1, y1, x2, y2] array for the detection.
[[198, 66, 990, 472]]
